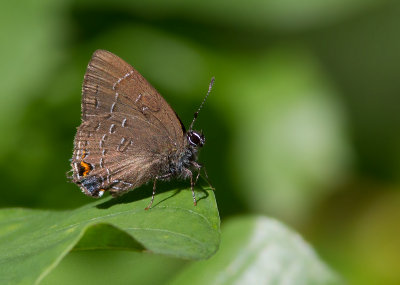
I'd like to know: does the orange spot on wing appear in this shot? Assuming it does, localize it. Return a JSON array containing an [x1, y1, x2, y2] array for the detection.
[[80, 161, 91, 176]]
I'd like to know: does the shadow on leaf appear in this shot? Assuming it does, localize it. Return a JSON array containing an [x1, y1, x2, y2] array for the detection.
[[96, 180, 210, 209]]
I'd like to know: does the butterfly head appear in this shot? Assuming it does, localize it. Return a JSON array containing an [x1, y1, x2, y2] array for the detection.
[[187, 130, 205, 148]]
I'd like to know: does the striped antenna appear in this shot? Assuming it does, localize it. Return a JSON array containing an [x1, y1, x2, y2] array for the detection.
[[189, 77, 215, 131]]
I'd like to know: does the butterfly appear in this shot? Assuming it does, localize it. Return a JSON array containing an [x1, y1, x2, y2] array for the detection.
[[70, 50, 214, 209]]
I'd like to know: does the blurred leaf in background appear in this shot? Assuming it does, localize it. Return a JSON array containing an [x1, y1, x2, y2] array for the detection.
[[171, 216, 341, 285], [218, 47, 351, 223], [1, 0, 400, 284]]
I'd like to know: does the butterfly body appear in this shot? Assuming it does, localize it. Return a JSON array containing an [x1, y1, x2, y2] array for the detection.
[[70, 50, 211, 207]]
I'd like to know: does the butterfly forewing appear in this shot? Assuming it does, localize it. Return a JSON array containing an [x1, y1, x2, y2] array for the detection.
[[71, 50, 186, 197], [81, 50, 184, 146]]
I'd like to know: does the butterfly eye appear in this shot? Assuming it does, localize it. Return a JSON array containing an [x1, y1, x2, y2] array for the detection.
[[187, 131, 205, 147]]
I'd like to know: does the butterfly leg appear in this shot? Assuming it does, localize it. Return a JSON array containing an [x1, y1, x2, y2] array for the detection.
[[145, 178, 157, 210], [183, 167, 197, 206], [195, 170, 201, 185], [190, 174, 197, 206], [145, 174, 172, 210], [202, 166, 215, 191], [192, 161, 202, 186], [191, 161, 215, 191]]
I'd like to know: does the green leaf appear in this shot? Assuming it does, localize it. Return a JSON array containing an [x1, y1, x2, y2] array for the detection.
[[0, 186, 220, 285], [41, 251, 187, 285], [171, 216, 342, 285]]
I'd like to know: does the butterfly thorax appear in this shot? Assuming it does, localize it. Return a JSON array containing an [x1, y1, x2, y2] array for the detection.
[[166, 145, 198, 179], [164, 130, 205, 180]]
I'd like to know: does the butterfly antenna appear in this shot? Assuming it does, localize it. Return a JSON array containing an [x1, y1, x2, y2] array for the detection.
[[189, 77, 215, 131]]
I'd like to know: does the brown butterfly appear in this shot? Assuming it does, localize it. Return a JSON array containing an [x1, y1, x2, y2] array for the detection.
[[70, 50, 214, 209]]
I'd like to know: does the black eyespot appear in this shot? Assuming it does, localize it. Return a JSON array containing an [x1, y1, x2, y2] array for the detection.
[[188, 131, 205, 147]]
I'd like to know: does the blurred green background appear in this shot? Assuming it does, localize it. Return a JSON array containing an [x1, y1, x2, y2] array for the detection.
[[1, 0, 400, 284]]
